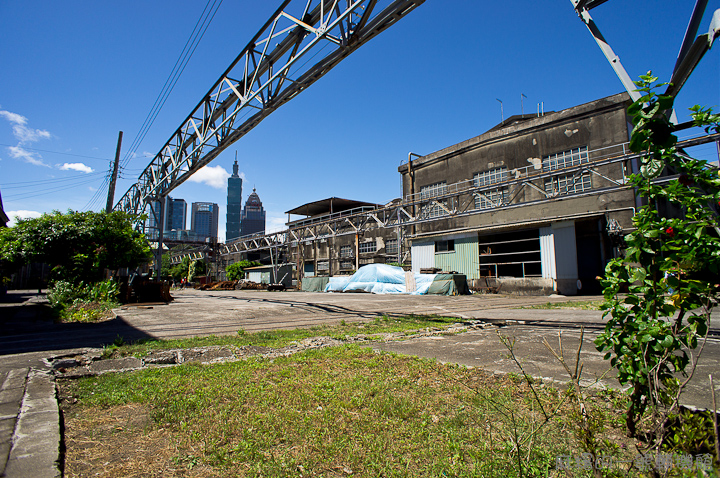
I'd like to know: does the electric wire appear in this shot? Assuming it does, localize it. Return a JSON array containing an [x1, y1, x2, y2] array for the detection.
[[82, 176, 111, 212], [1, 171, 108, 188], [119, 0, 224, 177], [119, 0, 216, 167], [5, 176, 108, 202], [0, 143, 111, 162]]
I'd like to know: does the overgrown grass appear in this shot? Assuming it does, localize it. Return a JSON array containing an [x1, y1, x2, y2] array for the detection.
[[516, 299, 605, 310], [104, 315, 461, 357], [61, 346, 640, 477]]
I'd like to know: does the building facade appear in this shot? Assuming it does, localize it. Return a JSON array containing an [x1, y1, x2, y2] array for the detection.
[[284, 198, 399, 278], [191, 202, 219, 241], [226, 159, 243, 241], [218, 93, 643, 295], [167, 198, 187, 231], [240, 188, 266, 237], [399, 92, 635, 294], [146, 196, 187, 238]]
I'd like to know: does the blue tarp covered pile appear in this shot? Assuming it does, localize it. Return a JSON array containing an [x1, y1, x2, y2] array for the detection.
[[321, 264, 469, 295]]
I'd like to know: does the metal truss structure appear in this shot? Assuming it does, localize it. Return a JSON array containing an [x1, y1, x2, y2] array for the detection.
[[166, 132, 720, 265], [115, 0, 425, 221], [129, 0, 718, 268], [570, 0, 719, 103]]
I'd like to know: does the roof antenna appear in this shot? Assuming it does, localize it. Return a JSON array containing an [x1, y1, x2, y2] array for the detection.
[[521, 93, 527, 116], [496, 98, 503, 122]]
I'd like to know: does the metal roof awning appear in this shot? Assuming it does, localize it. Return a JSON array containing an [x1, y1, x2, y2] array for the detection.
[[285, 197, 381, 217]]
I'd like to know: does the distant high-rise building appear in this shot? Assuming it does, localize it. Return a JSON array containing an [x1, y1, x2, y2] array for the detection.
[[146, 196, 187, 235], [191, 202, 219, 241], [167, 198, 187, 231], [240, 188, 266, 237], [226, 158, 243, 241]]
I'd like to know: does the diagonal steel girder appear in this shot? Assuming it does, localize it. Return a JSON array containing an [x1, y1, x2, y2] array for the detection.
[[115, 0, 425, 222]]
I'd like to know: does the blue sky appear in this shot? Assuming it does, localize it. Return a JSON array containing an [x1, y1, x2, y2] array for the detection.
[[1, 1, 718, 241]]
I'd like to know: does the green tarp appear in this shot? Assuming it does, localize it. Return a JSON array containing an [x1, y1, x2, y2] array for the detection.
[[427, 274, 470, 296], [301, 276, 329, 292]]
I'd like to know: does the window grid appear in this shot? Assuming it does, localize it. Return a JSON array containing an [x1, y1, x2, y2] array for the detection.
[[359, 240, 376, 254], [545, 174, 592, 195], [542, 146, 591, 195], [542, 146, 589, 171], [340, 260, 354, 270], [317, 261, 329, 271], [385, 239, 399, 256], [420, 182, 447, 218], [474, 167, 508, 187], [339, 245, 353, 258], [475, 188, 508, 210]]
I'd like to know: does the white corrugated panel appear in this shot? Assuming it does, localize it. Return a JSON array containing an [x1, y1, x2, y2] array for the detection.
[[552, 221, 578, 280], [247, 271, 262, 283], [539, 226, 556, 279], [411, 242, 435, 273]]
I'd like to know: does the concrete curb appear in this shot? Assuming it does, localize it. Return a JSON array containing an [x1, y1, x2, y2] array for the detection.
[[2, 369, 61, 478]]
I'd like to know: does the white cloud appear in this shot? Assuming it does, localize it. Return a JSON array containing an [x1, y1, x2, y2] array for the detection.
[[60, 162, 94, 173], [142, 151, 154, 158], [1, 109, 53, 167], [266, 213, 287, 233], [12, 124, 51, 143], [8, 145, 48, 167], [7, 210, 42, 227], [0, 110, 27, 125], [187, 164, 230, 189]]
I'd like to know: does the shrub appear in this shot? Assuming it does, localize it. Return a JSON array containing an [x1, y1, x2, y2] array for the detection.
[[47, 279, 121, 323]]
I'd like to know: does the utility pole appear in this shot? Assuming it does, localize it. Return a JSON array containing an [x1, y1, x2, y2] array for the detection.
[[105, 131, 123, 213]]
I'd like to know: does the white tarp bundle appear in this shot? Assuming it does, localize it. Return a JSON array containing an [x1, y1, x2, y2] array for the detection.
[[325, 264, 437, 295]]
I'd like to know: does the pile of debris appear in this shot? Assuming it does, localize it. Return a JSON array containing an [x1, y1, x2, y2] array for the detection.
[[235, 280, 265, 290], [196, 280, 268, 291], [198, 281, 237, 291]]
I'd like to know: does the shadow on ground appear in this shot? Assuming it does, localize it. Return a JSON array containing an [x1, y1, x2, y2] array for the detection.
[[0, 290, 156, 355]]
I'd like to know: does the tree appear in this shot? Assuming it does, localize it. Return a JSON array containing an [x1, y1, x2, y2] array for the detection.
[[170, 257, 190, 282], [595, 74, 720, 441], [0, 210, 152, 283], [226, 260, 261, 281]]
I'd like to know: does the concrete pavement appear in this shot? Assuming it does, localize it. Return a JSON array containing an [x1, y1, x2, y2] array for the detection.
[[1, 288, 719, 476]]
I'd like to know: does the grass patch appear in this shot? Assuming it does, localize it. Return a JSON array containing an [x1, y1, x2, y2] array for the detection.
[[102, 314, 460, 357], [60, 346, 652, 477], [517, 299, 605, 310]]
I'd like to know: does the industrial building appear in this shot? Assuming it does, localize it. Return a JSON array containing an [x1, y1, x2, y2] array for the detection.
[[285, 198, 394, 278], [213, 91, 675, 295], [399, 92, 635, 294]]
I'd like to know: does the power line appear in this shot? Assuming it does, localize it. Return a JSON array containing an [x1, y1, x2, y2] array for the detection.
[[1, 171, 108, 188], [5, 176, 107, 201], [82, 176, 111, 212], [119, 0, 224, 175], [0, 143, 112, 161]]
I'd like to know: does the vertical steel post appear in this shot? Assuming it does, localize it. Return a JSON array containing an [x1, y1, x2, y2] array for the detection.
[[155, 198, 165, 279]]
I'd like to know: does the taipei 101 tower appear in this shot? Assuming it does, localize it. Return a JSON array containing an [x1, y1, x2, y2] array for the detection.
[[226, 155, 242, 241]]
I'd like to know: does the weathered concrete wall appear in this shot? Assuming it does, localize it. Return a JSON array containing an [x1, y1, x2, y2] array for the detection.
[[400, 93, 636, 238]]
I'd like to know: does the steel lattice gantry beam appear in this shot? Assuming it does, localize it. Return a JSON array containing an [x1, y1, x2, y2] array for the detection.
[[115, 0, 425, 221]]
